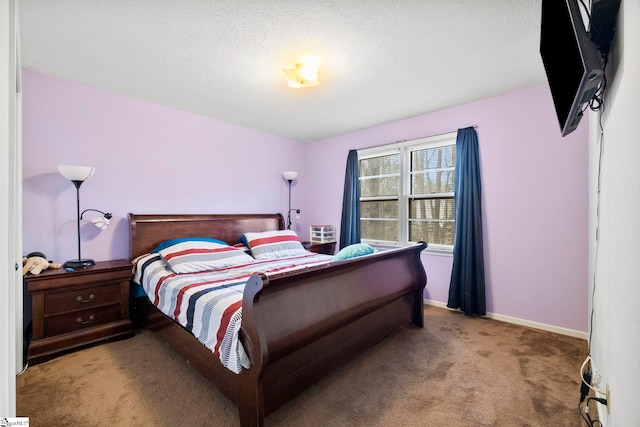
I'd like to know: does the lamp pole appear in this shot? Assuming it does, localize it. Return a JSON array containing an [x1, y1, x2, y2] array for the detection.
[[282, 171, 300, 230], [287, 179, 293, 229], [72, 180, 83, 261]]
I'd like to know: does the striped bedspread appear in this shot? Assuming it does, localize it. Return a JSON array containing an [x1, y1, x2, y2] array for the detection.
[[132, 252, 332, 373]]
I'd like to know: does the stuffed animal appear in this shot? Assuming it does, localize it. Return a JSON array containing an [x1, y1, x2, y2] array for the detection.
[[22, 252, 61, 276]]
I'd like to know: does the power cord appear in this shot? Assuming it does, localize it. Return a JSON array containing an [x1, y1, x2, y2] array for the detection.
[[580, 368, 592, 403], [580, 401, 604, 427], [576, 2, 614, 424], [589, 397, 608, 406], [579, 356, 608, 426], [579, 83, 606, 426], [580, 396, 607, 427], [580, 399, 604, 427], [580, 356, 607, 398], [579, 21, 610, 423]]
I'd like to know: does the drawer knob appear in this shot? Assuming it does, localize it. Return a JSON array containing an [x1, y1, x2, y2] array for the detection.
[[76, 315, 95, 325], [76, 294, 95, 303]]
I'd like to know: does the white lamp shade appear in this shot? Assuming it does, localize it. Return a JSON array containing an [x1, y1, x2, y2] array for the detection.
[[282, 171, 298, 181], [58, 165, 95, 182], [90, 215, 110, 230]]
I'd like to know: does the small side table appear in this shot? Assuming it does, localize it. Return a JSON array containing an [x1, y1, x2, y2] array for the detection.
[[302, 241, 337, 255], [25, 259, 134, 364]]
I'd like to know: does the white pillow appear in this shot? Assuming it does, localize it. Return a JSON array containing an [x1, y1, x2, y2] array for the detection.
[[243, 230, 307, 260], [158, 241, 255, 274]]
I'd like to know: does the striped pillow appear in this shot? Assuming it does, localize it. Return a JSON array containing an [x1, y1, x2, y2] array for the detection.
[[158, 241, 255, 274], [243, 230, 307, 260]]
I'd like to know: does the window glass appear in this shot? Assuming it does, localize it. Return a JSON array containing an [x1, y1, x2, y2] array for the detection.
[[409, 198, 455, 245], [359, 154, 400, 197], [359, 134, 457, 250], [411, 145, 455, 194]]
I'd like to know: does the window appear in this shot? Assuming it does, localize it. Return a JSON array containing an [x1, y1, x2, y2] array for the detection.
[[359, 132, 457, 251]]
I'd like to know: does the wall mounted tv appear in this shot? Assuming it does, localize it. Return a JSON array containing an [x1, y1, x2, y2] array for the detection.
[[540, 0, 604, 137]]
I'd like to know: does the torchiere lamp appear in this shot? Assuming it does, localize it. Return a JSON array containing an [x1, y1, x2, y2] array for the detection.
[[58, 165, 104, 268], [282, 171, 301, 230]]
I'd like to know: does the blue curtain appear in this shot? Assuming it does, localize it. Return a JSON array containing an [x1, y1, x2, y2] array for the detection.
[[447, 127, 486, 315], [339, 150, 361, 249]]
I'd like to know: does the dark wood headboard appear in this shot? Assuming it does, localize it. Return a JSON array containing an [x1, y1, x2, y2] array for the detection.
[[128, 213, 285, 258]]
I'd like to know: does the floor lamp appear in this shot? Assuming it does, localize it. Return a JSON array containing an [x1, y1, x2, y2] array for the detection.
[[282, 171, 301, 230], [58, 165, 97, 269]]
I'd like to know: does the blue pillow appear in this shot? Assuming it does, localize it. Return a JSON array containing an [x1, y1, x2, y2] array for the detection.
[[150, 237, 228, 253], [332, 243, 375, 261]]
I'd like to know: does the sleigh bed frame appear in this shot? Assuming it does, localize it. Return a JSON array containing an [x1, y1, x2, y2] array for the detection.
[[129, 213, 427, 427]]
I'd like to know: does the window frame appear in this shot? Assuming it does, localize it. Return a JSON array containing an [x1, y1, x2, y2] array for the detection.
[[358, 131, 457, 253]]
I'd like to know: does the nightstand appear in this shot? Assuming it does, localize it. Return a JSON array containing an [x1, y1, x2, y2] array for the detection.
[[25, 259, 134, 364], [302, 241, 337, 255]]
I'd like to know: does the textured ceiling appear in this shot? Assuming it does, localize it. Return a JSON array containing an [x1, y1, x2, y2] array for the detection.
[[19, 0, 546, 142]]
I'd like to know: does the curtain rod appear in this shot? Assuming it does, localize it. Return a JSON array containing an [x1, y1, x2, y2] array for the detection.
[[357, 125, 477, 151]]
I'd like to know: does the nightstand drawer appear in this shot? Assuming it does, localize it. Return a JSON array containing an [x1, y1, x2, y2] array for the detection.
[[44, 283, 122, 315], [44, 304, 122, 337]]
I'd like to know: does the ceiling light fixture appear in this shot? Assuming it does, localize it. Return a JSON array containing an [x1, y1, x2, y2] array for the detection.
[[282, 59, 319, 88]]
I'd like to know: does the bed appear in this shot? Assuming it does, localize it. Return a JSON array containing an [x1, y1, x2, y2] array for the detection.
[[129, 213, 427, 427]]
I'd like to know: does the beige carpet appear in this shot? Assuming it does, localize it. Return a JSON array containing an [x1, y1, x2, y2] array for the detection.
[[17, 306, 589, 426]]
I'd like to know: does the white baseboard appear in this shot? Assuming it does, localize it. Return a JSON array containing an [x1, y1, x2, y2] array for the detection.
[[423, 299, 588, 340]]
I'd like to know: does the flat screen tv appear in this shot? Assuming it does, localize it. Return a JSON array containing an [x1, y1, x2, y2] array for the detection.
[[540, 0, 604, 137]]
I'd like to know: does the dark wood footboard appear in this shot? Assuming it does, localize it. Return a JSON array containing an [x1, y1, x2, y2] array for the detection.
[[129, 213, 427, 427]]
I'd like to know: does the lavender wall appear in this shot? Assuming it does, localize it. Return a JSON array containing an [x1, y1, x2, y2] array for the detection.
[[306, 85, 589, 332], [21, 70, 307, 263], [22, 70, 588, 333]]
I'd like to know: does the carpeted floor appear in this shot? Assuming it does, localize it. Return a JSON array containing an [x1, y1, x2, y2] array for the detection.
[[17, 306, 590, 426]]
